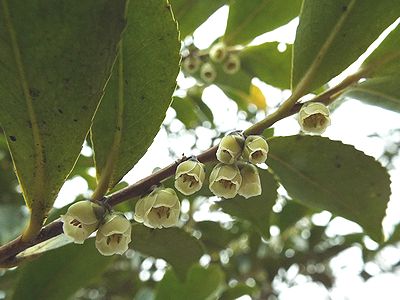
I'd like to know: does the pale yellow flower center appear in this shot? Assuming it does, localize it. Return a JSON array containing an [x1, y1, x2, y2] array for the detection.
[[70, 219, 82, 229], [304, 113, 326, 128], [180, 173, 198, 187], [152, 206, 171, 219], [106, 234, 122, 245], [218, 179, 236, 190]]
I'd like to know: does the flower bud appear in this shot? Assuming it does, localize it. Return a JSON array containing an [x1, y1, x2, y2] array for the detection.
[[298, 102, 331, 134], [182, 55, 201, 74], [243, 135, 269, 164], [200, 62, 217, 83], [61, 201, 103, 244], [175, 160, 205, 195], [134, 188, 180, 229], [216, 133, 245, 164], [209, 42, 227, 63], [223, 54, 241, 74], [95, 214, 131, 256], [209, 163, 242, 199], [238, 163, 262, 199]]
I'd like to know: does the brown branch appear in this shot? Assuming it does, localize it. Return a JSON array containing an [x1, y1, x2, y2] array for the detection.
[[0, 69, 363, 265]]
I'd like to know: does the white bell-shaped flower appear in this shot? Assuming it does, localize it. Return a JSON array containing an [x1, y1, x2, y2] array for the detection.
[[243, 135, 269, 164], [95, 214, 131, 256], [223, 54, 241, 74], [175, 160, 205, 195], [61, 201, 102, 244], [200, 62, 217, 84], [238, 163, 262, 199], [216, 133, 245, 164], [182, 55, 201, 74], [134, 188, 180, 229], [209, 163, 242, 199], [209, 42, 227, 63], [298, 102, 331, 134]]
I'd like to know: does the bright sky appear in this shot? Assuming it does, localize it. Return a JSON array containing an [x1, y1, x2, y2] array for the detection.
[[53, 6, 400, 299]]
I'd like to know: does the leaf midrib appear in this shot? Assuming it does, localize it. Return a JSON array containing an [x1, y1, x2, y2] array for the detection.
[[1, 0, 45, 205], [293, 0, 358, 96]]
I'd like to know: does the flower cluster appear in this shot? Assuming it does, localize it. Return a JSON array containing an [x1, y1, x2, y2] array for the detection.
[[181, 42, 241, 85], [210, 133, 268, 199], [297, 102, 331, 134], [61, 201, 131, 256]]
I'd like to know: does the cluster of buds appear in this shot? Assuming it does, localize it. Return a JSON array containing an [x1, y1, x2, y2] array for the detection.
[[61, 201, 131, 256], [181, 42, 241, 85], [209, 132, 268, 199], [297, 102, 331, 134]]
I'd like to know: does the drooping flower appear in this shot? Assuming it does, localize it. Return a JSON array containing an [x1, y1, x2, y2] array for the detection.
[[200, 62, 217, 83], [175, 159, 205, 195], [223, 54, 241, 74], [95, 214, 131, 256], [209, 42, 227, 63], [134, 188, 180, 229], [298, 102, 331, 134], [209, 163, 242, 199], [216, 133, 245, 164], [243, 135, 269, 164], [238, 163, 262, 199], [61, 201, 103, 244], [182, 55, 201, 74]]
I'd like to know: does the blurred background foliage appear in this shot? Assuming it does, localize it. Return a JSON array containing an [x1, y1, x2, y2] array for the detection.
[[1, 0, 400, 299]]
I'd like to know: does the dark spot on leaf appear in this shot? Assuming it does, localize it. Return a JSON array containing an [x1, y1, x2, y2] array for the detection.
[[116, 126, 121, 131], [335, 162, 341, 168], [73, 118, 78, 122], [27, 121, 32, 128], [125, 79, 128, 84], [29, 88, 40, 98], [58, 108, 63, 114], [342, 5, 347, 11], [9, 136, 16, 142], [82, 105, 88, 111], [141, 95, 145, 101]]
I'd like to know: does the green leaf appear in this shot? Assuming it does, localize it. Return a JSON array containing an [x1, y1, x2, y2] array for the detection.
[[240, 42, 292, 89], [12, 239, 114, 300], [0, 204, 27, 244], [130, 225, 204, 280], [91, 0, 180, 199], [292, 0, 400, 94], [267, 135, 391, 242], [170, 0, 226, 38], [218, 168, 278, 239], [0, 0, 126, 225], [155, 264, 225, 300], [271, 200, 312, 232], [172, 95, 214, 129], [220, 283, 258, 300], [343, 26, 400, 113], [224, 0, 302, 45], [196, 221, 237, 253]]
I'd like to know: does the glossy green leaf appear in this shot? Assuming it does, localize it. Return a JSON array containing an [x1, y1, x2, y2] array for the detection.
[[91, 0, 180, 198], [0, 204, 27, 244], [155, 264, 224, 300], [170, 0, 226, 38], [172, 94, 214, 129], [224, 0, 302, 45], [292, 0, 400, 94], [343, 26, 400, 112], [267, 135, 391, 242], [130, 225, 204, 280], [0, 1, 126, 222], [218, 168, 278, 239], [240, 42, 292, 89], [12, 239, 114, 300]]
